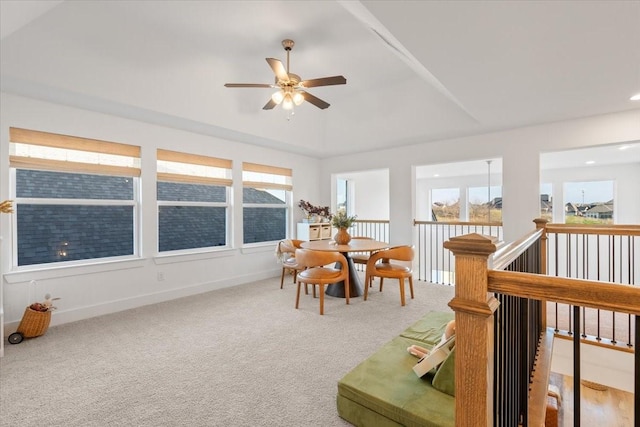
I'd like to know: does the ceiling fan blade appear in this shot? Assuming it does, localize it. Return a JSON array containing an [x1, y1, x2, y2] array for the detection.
[[266, 58, 289, 82], [299, 75, 346, 88], [224, 83, 273, 88], [301, 91, 330, 109], [263, 99, 277, 110]]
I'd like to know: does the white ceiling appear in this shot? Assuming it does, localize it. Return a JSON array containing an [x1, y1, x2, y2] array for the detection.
[[1, 1, 639, 160]]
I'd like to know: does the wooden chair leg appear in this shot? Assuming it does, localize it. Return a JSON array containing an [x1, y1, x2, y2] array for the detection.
[[319, 284, 324, 315], [399, 278, 405, 306], [312, 284, 317, 298], [280, 267, 286, 289], [409, 276, 414, 300], [304, 283, 309, 295], [345, 276, 350, 306], [364, 275, 370, 301], [295, 282, 301, 308], [379, 277, 384, 292]]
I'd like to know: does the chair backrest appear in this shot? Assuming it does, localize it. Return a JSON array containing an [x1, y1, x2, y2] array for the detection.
[[369, 245, 414, 264], [278, 239, 304, 255], [295, 248, 347, 270]]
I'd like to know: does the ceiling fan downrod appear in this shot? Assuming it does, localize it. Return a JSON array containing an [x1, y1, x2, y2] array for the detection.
[[282, 39, 294, 74]]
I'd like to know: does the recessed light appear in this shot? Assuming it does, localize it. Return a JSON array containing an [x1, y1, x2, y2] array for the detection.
[[585, 160, 595, 165], [433, 174, 440, 177], [618, 145, 630, 151], [631, 93, 640, 101]]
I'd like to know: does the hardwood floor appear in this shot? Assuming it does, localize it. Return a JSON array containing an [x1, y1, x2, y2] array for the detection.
[[549, 372, 635, 427]]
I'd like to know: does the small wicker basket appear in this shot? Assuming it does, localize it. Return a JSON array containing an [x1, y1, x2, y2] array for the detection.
[[16, 307, 52, 338]]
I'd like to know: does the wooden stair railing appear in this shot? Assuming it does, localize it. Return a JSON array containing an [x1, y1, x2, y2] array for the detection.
[[541, 221, 640, 348], [445, 220, 640, 426]]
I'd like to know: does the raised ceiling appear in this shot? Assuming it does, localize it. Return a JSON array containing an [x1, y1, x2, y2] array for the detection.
[[1, 1, 639, 159]]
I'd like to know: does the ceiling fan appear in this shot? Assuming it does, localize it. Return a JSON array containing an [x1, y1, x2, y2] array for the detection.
[[224, 39, 346, 111]]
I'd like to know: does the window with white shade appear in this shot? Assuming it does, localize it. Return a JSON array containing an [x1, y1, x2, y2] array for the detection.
[[157, 149, 232, 252], [9, 127, 141, 267], [242, 162, 291, 244]]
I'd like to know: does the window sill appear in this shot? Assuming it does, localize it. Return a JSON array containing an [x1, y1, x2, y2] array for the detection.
[[241, 242, 278, 254], [153, 247, 237, 265], [4, 257, 146, 283]]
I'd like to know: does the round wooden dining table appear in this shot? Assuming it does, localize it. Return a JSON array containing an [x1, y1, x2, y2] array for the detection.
[[300, 239, 389, 298]]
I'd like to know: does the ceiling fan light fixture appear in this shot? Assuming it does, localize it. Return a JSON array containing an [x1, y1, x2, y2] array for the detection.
[[224, 39, 346, 112], [271, 90, 285, 104], [282, 94, 294, 110], [293, 91, 304, 106]]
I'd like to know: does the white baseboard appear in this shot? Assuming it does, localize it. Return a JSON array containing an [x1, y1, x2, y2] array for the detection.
[[3, 269, 279, 334]]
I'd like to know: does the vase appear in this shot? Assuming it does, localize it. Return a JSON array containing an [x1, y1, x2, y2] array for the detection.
[[334, 228, 351, 245]]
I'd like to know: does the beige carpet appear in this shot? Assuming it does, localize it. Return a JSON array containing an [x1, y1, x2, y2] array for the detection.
[[0, 275, 455, 427]]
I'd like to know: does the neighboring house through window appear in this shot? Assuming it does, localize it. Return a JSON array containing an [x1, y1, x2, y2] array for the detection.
[[468, 185, 503, 222], [431, 188, 460, 221], [563, 180, 614, 224], [242, 162, 291, 244], [157, 149, 232, 252], [9, 127, 141, 267]]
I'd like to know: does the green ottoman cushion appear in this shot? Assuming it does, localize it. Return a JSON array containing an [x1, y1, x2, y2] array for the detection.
[[399, 311, 455, 345], [337, 311, 455, 427]]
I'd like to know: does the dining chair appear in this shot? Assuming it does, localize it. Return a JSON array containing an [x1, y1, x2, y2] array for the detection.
[[276, 239, 306, 290], [294, 249, 350, 315], [364, 245, 415, 306], [349, 236, 376, 287]]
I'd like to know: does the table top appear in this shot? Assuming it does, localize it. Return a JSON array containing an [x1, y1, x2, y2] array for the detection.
[[300, 239, 389, 253]]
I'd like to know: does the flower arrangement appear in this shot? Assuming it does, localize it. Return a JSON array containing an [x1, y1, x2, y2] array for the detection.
[[331, 210, 357, 229], [298, 200, 331, 219]]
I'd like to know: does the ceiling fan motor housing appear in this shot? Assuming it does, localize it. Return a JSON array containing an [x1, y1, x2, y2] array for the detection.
[[282, 39, 295, 51]]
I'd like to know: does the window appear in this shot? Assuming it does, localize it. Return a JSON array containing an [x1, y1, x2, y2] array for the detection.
[[540, 183, 553, 221], [468, 186, 502, 222], [9, 127, 141, 267], [337, 178, 349, 214], [157, 149, 232, 252], [242, 162, 292, 244], [431, 188, 460, 221], [563, 180, 614, 224]]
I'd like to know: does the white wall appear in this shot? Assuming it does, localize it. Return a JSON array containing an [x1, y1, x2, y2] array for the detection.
[[0, 94, 322, 330], [552, 338, 635, 393], [332, 169, 389, 220], [320, 109, 640, 242]]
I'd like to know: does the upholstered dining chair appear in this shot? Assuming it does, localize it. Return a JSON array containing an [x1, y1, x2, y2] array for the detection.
[[349, 236, 376, 287], [276, 239, 305, 289], [364, 245, 415, 306], [294, 249, 350, 315], [349, 236, 374, 266]]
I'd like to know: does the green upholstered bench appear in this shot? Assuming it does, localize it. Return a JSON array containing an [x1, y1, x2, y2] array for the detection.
[[337, 311, 456, 427]]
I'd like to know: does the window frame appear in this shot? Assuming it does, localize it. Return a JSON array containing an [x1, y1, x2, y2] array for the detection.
[[9, 127, 142, 270], [156, 149, 233, 254], [242, 162, 292, 246]]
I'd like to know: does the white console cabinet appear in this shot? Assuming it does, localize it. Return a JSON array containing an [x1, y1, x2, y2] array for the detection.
[[297, 222, 332, 241]]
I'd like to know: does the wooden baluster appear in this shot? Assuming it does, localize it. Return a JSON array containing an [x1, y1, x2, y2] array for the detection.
[[444, 233, 500, 427]]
